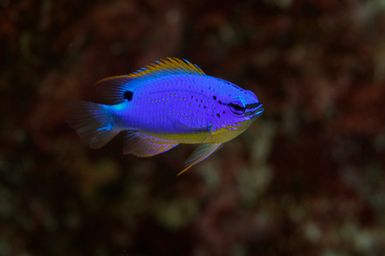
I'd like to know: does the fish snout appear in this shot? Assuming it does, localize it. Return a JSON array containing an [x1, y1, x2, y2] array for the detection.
[[246, 102, 264, 119]]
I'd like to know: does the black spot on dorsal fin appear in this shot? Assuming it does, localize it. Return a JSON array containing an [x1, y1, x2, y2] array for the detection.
[[124, 91, 133, 101]]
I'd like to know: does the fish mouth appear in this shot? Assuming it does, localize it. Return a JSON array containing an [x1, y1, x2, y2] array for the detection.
[[246, 102, 264, 119]]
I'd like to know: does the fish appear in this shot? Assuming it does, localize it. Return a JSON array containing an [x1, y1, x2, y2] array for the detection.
[[67, 57, 264, 175]]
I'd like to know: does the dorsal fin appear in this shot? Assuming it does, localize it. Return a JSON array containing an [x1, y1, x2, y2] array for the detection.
[[93, 58, 205, 104], [93, 76, 134, 104], [128, 57, 205, 78]]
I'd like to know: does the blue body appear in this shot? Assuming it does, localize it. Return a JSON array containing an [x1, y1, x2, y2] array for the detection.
[[112, 74, 261, 136]]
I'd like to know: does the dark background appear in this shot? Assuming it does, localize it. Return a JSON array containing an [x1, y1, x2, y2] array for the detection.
[[1, 0, 385, 255]]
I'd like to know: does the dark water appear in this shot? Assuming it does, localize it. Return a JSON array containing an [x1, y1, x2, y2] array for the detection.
[[1, 1, 385, 255]]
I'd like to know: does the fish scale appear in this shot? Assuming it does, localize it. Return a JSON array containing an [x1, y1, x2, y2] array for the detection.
[[66, 57, 264, 175]]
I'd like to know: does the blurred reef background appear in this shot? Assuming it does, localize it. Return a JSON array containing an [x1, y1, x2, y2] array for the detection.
[[1, 0, 385, 255]]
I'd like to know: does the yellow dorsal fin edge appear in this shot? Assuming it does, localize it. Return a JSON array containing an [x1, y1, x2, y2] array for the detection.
[[95, 75, 133, 86], [128, 57, 205, 78]]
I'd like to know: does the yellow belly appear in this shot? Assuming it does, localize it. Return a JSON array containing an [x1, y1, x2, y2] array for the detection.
[[146, 120, 253, 144]]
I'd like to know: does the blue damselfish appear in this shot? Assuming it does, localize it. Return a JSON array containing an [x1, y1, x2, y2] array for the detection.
[[67, 57, 264, 175]]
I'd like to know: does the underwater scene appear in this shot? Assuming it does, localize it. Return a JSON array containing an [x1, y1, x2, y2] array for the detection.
[[1, 0, 385, 255]]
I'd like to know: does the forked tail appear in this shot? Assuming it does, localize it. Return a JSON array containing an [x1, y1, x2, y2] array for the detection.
[[66, 101, 119, 148]]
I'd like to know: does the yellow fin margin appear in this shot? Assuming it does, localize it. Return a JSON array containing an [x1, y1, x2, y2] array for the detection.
[[128, 57, 205, 78]]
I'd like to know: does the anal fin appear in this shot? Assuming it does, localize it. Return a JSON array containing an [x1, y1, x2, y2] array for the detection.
[[178, 143, 222, 176], [123, 131, 178, 157]]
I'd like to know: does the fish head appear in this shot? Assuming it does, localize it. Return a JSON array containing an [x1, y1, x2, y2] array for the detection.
[[227, 90, 264, 120], [213, 79, 264, 131]]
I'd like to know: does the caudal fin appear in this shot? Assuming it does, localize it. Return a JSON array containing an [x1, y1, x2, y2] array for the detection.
[[66, 101, 119, 149]]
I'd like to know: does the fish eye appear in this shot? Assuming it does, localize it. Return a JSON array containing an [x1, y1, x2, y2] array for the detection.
[[228, 102, 245, 115]]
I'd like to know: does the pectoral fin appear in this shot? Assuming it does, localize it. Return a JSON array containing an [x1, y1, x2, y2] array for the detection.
[[123, 131, 178, 157], [177, 143, 222, 176], [170, 118, 212, 134]]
